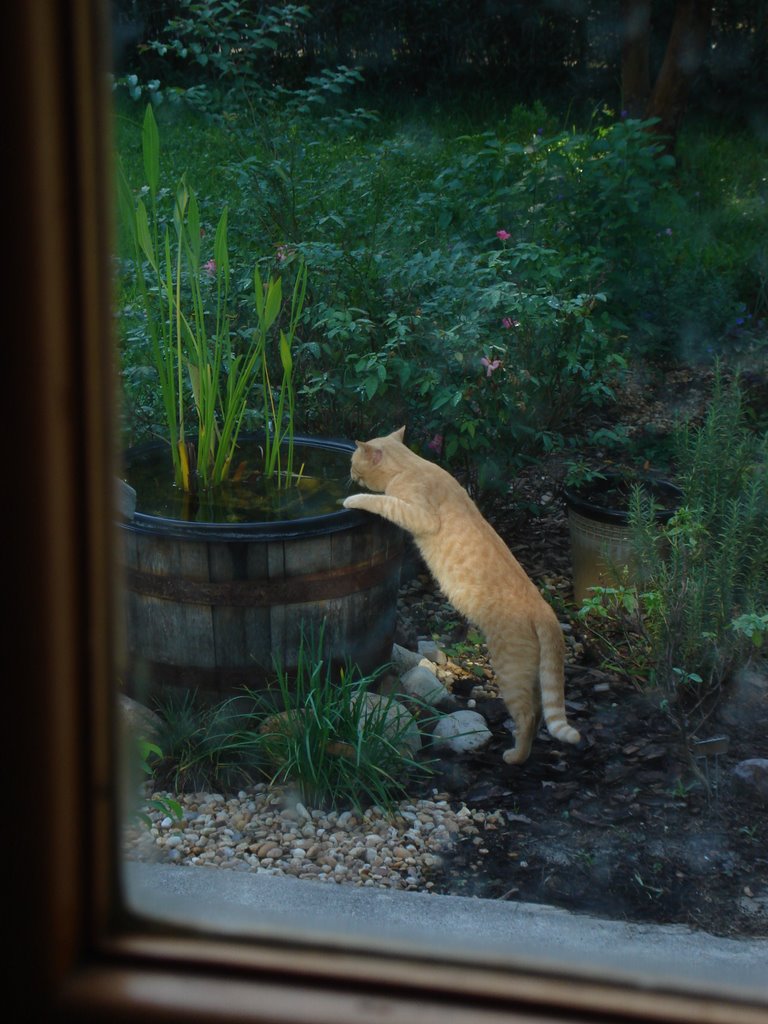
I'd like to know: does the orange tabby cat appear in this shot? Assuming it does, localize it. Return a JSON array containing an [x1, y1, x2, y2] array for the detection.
[[343, 427, 581, 765]]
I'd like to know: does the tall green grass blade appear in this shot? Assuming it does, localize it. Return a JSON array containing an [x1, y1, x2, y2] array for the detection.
[[186, 188, 201, 269], [279, 330, 293, 376], [264, 276, 283, 330], [135, 199, 156, 268], [214, 208, 229, 284], [173, 175, 188, 240], [142, 103, 160, 197]]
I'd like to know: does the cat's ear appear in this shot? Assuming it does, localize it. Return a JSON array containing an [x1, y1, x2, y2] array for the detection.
[[354, 440, 383, 465], [392, 426, 406, 443]]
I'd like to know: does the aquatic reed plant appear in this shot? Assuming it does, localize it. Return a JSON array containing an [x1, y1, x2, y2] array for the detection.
[[118, 104, 307, 492]]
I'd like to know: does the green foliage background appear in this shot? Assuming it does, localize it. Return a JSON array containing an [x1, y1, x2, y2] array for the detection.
[[113, 0, 767, 489]]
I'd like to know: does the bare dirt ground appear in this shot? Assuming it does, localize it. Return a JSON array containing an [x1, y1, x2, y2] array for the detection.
[[398, 364, 768, 938]]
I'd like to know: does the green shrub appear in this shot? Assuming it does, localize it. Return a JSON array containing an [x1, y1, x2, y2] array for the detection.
[[138, 627, 435, 811], [626, 372, 767, 740], [285, 115, 674, 482], [150, 690, 264, 793], [255, 630, 433, 811], [114, 1, 312, 110]]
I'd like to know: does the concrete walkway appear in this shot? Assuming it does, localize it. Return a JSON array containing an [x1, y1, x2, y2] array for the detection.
[[124, 862, 767, 1003]]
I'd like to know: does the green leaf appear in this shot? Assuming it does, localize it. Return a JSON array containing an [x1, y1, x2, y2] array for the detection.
[[140, 740, 163, 762], [264, 277, 283, 331], [279, 330, 293, 375], [214, 207, 229, 284], [186, 188, 201, 268], [432, 390, 456, 411], [173, 176, 189, 239], [135, 199, 156, 268], [142, 104, 160, 197]]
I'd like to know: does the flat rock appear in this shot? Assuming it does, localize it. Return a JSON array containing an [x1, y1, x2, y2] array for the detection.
[[119, 694, 161, 740], [431, 710, 492, 754], [399, 666, 455, 708], [390, 643, 426, 675], [354, 692, 423, 757], [417, 639, 447, 665]]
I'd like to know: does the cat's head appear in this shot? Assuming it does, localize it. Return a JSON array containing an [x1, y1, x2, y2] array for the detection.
[[349, 426, 407, 490]]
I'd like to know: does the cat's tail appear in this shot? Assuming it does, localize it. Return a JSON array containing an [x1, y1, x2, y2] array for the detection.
[[535, 618, 581, 747]]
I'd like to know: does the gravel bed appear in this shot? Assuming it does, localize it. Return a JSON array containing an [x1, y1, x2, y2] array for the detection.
[[123, 783, 503, 892]]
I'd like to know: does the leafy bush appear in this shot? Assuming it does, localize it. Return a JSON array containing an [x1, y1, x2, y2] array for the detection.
[[115, 0, 374, 144], [115, 1, 312, 109], [290, 118, 659, 484]]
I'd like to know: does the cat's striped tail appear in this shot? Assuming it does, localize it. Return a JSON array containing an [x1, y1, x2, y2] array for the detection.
[[535, 618, 581, 746]]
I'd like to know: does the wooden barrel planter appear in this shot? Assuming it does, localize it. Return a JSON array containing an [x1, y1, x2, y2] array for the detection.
[[118, 437, 404, 700], [563, 472, 682, 605]]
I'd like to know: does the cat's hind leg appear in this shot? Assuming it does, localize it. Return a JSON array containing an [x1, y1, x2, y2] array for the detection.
[[489, 639, 541, 766], [501, 692, 540, 765]]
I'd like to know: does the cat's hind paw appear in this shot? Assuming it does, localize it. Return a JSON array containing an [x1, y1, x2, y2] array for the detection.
[[502, 746, 530, 766]]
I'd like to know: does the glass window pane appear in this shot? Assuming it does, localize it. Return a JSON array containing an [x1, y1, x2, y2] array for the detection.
[[111, 1, 768, 1010]]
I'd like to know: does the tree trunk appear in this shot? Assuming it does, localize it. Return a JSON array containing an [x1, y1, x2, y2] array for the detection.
[[621, 0, 652, 117], [646, 0, 712, 148]]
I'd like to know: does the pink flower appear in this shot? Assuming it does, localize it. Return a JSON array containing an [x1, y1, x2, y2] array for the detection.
[[427, 433, 443, 455], [496, 229, 511, 241], [481, 356, 501, 377], [276, 245, 287, 262], [502, 317, 520, 329], [202, 259, 216, 277]]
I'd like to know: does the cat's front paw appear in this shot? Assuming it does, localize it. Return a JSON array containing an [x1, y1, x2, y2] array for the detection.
[[342, 494, 368, 510]]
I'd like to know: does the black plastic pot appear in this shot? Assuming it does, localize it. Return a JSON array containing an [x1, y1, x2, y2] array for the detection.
[[118, 436, 404, 697], [562, 472, 682, 605]]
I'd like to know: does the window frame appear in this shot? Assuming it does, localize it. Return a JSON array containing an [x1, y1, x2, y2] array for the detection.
[[8, 3, 765, 1022]]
